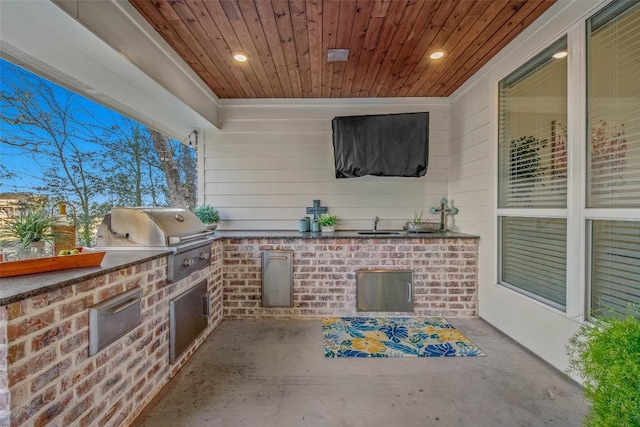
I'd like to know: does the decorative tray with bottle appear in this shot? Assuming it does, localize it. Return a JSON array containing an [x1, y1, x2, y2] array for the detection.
[[0, 247, 106, 278]]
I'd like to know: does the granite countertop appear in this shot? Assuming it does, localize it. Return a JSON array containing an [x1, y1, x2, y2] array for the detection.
[[213, 230, 479, 239], [0, 249, 169, 306]]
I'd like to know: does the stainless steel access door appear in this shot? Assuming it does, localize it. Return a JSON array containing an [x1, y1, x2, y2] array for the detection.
[[356, 270, 414, 312], [262, 251, 293, 307], [170, 280, 209, 364]]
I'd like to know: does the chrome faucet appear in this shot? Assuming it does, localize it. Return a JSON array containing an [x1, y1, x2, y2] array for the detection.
[[373, 216, 379, 231]]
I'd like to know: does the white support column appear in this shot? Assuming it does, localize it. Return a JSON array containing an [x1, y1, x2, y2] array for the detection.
[[565, 21, 588, 321]]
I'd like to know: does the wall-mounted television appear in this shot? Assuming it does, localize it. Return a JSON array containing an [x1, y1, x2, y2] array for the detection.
[[331, 112, 429, 179]]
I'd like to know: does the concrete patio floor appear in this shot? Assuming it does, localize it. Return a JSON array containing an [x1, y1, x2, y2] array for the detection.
[[132, 318, 588, 427]]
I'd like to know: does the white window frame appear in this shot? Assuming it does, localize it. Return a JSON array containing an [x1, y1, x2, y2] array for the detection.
[[496, 35, 571, 314], [495, 0, 640, 322]]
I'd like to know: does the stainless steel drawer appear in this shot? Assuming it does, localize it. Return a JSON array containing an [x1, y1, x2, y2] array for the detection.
[[89, 288, 141, 356], [357, 270, 413, 312], [262, 251, 293, 307]]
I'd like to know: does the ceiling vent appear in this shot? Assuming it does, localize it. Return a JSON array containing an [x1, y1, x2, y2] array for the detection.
[[1, 40, 94, 92], [327, 49, 349, 62]]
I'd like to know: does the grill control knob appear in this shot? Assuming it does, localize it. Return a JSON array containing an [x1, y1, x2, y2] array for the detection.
[[183, 258, 195, 267], [199, 252, 210, 260]]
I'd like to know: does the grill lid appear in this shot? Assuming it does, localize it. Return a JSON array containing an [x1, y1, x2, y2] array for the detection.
[[100, 207, 213, 247]]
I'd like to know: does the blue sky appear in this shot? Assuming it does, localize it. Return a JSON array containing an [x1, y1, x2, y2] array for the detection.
[[0, 58, 162, 196]]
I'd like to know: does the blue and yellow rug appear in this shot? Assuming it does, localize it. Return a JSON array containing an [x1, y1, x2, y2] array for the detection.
[[322, 317, 485, 358]]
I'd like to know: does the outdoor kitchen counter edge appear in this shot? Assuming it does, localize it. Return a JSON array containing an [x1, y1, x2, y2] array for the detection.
[[0, 249, 170, 305], [212, 230, 479, 239]]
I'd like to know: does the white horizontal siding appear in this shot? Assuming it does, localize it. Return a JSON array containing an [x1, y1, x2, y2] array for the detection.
[[206, 193, 437, 208], [219, 99, 449, 120], [203, 99, 449, 230], [449, 79, 492, 237]]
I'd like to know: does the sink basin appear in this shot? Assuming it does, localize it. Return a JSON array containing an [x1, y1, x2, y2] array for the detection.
[[357, 231, 403, 235]]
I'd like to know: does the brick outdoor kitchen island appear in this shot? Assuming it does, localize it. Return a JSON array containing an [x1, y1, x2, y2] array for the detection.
[[0, 231, 477, 426], [218, 231, 479, 319]]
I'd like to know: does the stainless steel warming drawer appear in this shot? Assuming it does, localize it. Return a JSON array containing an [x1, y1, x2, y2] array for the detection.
[[89, 288, 142, 356], [356, 270, 414, 312]]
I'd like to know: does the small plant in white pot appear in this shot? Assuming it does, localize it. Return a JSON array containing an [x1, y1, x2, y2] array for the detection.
[[317, 214, 338, 233], [194, 205, 220, 230]]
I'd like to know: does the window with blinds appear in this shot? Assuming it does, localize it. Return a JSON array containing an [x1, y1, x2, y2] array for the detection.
[[498, 37, 568, 209], [587, 1, 640, 321], [495, 0, 639, 316], [498, 36, 568, 309], [501, 217, 567, 309], [587, 0, 640, 208], [591, 220, 640, 319]]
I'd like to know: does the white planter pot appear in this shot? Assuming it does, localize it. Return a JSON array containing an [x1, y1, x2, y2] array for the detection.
[[320, 225, 335, 233]]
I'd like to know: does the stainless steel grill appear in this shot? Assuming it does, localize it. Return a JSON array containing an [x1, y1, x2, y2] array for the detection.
[[96, 207, 215, 282]]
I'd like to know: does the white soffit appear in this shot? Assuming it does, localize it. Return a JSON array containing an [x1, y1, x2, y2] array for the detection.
[[0, 0, 219, 141]]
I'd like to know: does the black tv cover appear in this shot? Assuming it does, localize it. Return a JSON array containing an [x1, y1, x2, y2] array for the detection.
[[332, 112, 429, 179]]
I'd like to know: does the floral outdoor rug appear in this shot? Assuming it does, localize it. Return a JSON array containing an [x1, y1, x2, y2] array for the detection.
[[322, 317, 485, 358]]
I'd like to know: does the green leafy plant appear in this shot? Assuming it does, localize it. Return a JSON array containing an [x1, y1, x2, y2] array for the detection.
[[406, 211, 440, 232], [0, 210, 62, 253], [194, 205, 220, 224], [409, 212, 424, 226], [317, 214, 337, 227], [566, 308, 640, 426]]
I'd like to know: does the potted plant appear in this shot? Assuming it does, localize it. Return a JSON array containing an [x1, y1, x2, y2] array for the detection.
[[0, 209, 65, 258], [317, 214, 338, 233], [406, 212, 439, 233], [566, 308, 640, 426], [194, 205, 220, 230]]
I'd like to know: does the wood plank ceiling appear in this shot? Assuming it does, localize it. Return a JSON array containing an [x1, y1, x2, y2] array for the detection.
[[130, 0, 556, 99]]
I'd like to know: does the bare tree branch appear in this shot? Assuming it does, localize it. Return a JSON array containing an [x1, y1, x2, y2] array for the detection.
[[149, 128, 188, 209]]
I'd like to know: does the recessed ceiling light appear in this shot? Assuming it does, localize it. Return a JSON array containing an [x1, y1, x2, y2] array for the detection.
[[429, 51, 445, 60], [233, 52, 248, 62], [552, 51, 568, 59]]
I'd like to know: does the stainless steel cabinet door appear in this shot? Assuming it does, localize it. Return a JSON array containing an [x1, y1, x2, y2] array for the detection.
[[357, 270, 413, 312], [262, 251, 293, 307], [170, 280, 209, 363]]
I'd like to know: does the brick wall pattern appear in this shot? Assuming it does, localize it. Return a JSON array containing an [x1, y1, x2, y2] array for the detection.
[[222, 237, 478, 319], [1, 239, 223, 427]]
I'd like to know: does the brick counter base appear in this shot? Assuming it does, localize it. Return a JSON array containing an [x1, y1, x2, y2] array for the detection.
[[0, 239, 223, 427], [222, 237, 478, 319]]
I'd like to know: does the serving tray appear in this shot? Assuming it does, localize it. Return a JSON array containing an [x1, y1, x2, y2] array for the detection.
[[406, 221, 441, 233], [0, 248, 106, 278]]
